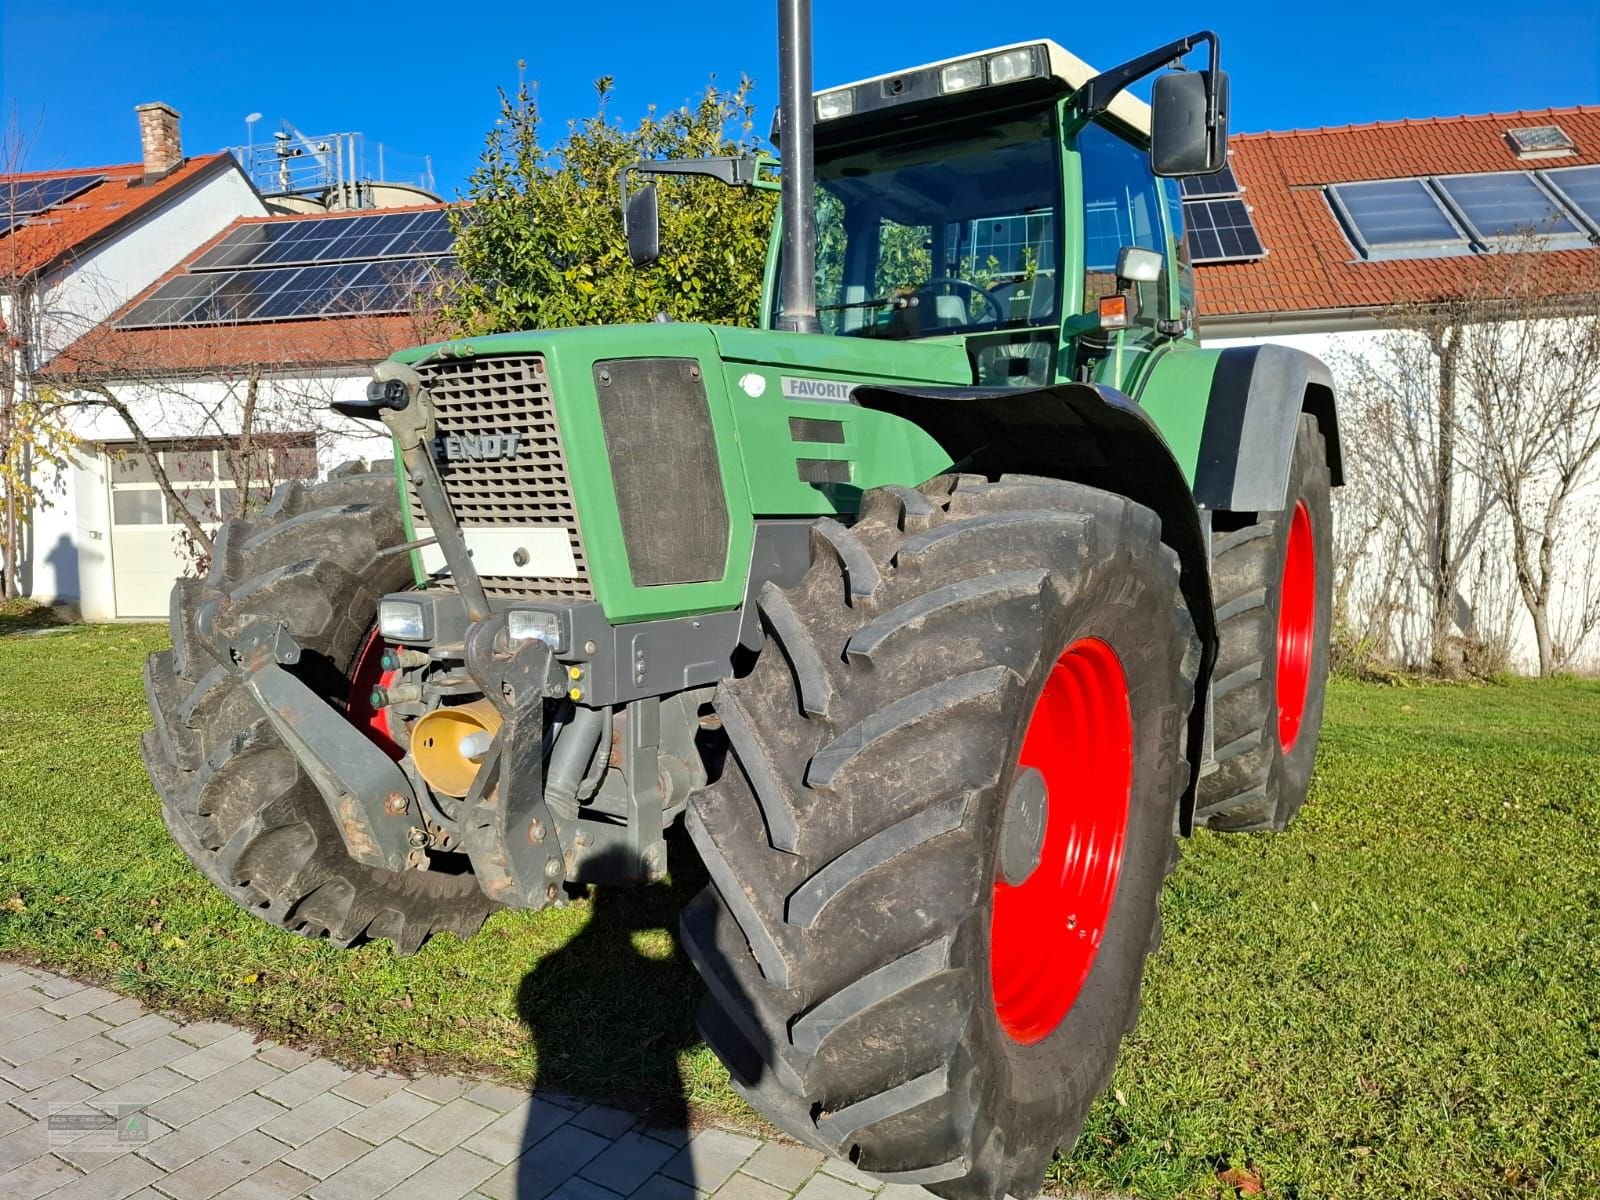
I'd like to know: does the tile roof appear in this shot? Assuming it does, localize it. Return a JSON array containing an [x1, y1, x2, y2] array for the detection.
[[42, 203, 457, 379], [1, 155, 235, 279], [1192, 106, 1600, 324]]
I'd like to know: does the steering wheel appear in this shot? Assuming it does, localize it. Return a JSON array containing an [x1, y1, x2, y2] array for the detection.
[[916, 277, 1000, 327]]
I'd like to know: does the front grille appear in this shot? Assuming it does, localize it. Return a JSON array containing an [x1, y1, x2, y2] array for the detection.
[[411, 354, 592, 600]]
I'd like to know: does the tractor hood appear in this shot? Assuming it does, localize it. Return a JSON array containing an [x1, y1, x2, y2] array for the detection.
[[709, 325, 971, 384], [381, 321, 961, 626], [393, 322, 972, 388]]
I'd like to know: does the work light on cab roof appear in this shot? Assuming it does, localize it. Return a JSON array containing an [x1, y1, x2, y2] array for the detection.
[[812, 41, 1155, 134]]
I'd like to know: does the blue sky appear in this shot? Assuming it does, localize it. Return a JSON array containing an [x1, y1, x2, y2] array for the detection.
[[4, 1, 1597, 194]]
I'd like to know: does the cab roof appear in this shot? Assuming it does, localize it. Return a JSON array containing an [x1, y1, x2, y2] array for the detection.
[[819, 41, 1152, 136]]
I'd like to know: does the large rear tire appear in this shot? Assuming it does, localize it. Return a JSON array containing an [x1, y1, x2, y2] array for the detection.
[[142, 469, 497, 952], [681, 475, 1198, 1200], [1194, 415, 1333, 832]]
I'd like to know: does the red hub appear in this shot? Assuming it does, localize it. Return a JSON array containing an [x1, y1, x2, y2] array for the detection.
[[1276, 500, 1315, 752], [346, 627, 405, 761], [990, 637, 1133, 1045]]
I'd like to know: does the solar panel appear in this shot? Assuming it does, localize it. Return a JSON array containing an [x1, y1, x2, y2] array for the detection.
[[1541, 164, 1600, 230], [190, 209, 453, 271], [120, 205, 457, 330], [116, 272, 223, 328], [1180, 165, 1241, 198], [1184, 197, 1265, 262], [1, 174, 105, 236], [1329, 179, 1466, 251], [1434, 172, 1581, 242], [118, 256, 455, 329]]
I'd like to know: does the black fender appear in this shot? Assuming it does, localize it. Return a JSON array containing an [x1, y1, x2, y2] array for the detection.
[[852, 380, 1215, 832], [1195, 344, 1342, 513]]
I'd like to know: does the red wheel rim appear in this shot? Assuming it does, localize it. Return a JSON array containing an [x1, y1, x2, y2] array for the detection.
[[346, 627, 404, 761], [990, 637, 1133, 1045], [1276, 501, 1315, 752]]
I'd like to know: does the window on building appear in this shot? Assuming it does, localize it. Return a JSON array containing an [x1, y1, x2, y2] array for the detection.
[[1328, 169, 1600, 261], [1328, 178, 1470, 256], [1433, 172, 1586, 246], [1540, 164, 1600, 231], [1506, 125, 1577, 160]]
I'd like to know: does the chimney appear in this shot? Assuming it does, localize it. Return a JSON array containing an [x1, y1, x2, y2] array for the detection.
[[136, 102, 184, 180]]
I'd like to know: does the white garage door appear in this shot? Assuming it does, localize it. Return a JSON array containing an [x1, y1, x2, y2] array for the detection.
[[105, 441, 316, 619]]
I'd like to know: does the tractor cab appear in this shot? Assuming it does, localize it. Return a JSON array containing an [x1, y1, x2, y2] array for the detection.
[[626, 35, 1226, 395], [773, 41, 1205, 393]]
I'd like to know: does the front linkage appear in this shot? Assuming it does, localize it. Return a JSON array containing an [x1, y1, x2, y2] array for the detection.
[[183, 362, 751, 912]]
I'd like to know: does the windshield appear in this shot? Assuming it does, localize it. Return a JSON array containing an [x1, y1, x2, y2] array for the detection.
[[774, 111, 1061, 340]]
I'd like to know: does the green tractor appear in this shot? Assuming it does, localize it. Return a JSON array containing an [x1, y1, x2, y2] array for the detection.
[[142, 4, 1338, 1195]]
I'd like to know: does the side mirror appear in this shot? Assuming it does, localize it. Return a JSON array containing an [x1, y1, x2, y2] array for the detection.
[[1151, 69, 1229, 177], [623, 183, 660, 267], [1116, 246, 1164, 283]]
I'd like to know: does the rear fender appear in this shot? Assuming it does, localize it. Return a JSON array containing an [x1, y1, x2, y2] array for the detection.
[[853, 380, 1215, 832]]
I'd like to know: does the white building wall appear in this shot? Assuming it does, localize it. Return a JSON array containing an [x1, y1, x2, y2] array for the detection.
[[36, 167, 265, 362], [1204, 326, 1600, 673], [27, 372, 391, 621], [7, 163, 268, 607]]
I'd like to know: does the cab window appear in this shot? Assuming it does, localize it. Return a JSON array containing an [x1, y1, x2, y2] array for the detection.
[[778, 111, 1062, 340], [1077, 122, 1165, 328]]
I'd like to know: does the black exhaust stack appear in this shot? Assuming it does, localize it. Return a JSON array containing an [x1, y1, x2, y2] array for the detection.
[[775, 0, 821, 334]]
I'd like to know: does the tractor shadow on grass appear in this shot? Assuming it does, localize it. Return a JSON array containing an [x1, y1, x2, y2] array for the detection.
[[511, 835, 713, 1196]]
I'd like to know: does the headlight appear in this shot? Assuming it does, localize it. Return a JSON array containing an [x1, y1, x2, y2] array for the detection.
[[939, 59, 985, 94], [378, 598, 430, 643], [507, 608, 566, 653]]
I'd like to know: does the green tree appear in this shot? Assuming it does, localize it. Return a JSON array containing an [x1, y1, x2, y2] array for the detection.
[[446, 73, 775, 335]]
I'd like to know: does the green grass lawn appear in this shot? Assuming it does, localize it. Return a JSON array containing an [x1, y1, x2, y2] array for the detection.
[[1, 624, 1596, 1199]]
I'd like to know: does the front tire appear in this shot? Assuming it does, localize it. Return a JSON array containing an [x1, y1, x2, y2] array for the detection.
[[681, 475, 1198, 1200], [142, 469, 497, 952]]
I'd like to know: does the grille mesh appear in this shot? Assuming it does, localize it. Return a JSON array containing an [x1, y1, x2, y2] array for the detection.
[[411, 354, 591, 600]]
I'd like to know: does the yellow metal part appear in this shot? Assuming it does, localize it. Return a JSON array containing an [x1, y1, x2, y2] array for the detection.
[[411, 699, 503, 798]]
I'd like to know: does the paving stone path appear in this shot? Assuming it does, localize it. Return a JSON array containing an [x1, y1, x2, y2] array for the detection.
[[0, 962, 977, 1200]]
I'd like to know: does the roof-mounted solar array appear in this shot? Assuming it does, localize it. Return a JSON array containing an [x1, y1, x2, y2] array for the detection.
[[1178, 166, 1242, 198], [1178, 163, 1266, 264], [1329, 168, 1600, 260], [118, 209, 456, 330], [1, 174, 105, 237], [1186, 198, 1267, 262], [190, 209, 453, 272]]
